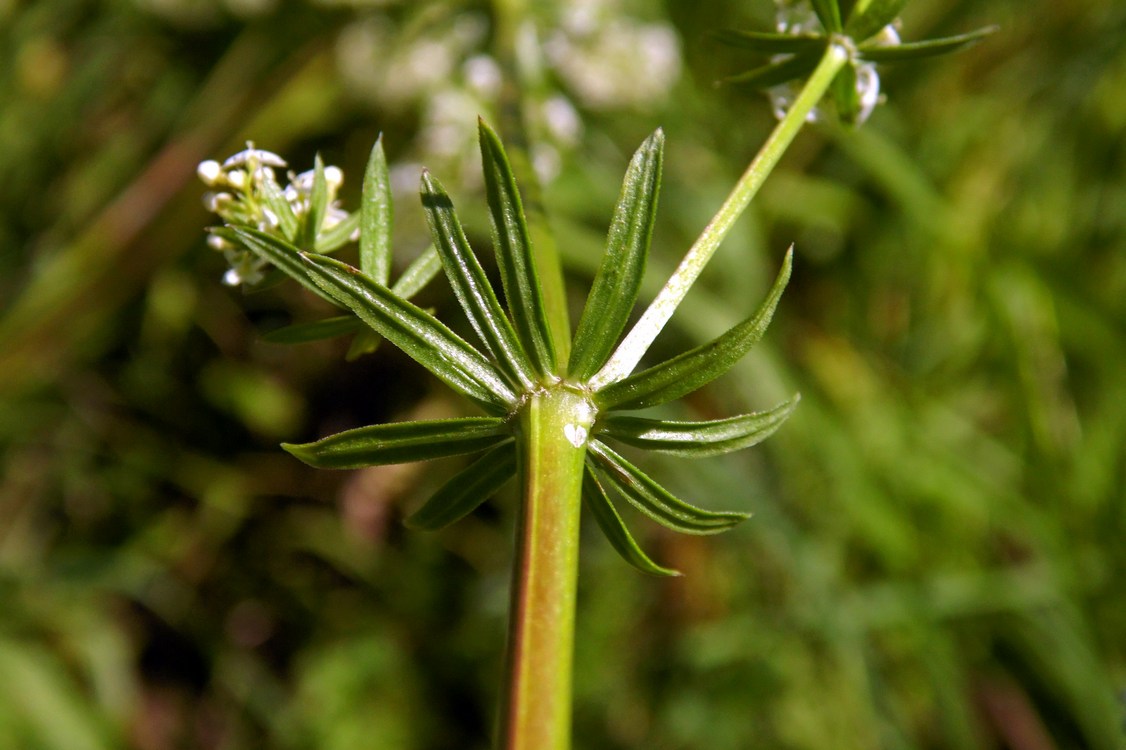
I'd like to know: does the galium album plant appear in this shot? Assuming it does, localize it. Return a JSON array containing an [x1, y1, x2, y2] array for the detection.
[[199, 1, 990, 746]]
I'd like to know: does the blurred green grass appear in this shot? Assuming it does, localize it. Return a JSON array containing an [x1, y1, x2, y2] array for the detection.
[[0, 0, 1123, 748]]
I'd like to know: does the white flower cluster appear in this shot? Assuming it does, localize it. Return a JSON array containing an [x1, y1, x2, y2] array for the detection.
[[198, 144, 353, 286], [545, 0, 681, 111], [770, 0, 900, 125], [333, 2, 679, 185]]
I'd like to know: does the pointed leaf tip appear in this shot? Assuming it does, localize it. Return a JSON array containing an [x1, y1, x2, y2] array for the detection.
[[302, 154, 329, 250], [282, 417, 510, 470], [810, 0, 843, 33], [596, 249, 792, 411], [360, 134, 393, 284], [584, 469, 681, 576], [599, 393, 800, 458], [570, 129, 665, 379], [588, 442, 750, 535], [295, 249, 517, 411], [845, 0, 906, 43], [420, 168, 536, 391], [478, 119, 558, 376], [859, 26, 999, 63]]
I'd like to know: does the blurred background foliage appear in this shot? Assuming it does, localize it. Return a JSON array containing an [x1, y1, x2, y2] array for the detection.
[[1, 0, 1124, 747]]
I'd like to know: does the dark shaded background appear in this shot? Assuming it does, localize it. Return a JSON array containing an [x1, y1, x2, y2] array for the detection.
[[1, 0, 1123, 747]]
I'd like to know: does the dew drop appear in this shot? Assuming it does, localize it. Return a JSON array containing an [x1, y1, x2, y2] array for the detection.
[[563, 423, 588, 448]]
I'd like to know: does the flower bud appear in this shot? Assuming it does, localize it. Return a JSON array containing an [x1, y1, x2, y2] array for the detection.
[[197, 160, 223, 186]]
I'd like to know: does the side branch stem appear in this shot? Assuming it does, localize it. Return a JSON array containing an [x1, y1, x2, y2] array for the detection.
[[590, 43, 849, 389]]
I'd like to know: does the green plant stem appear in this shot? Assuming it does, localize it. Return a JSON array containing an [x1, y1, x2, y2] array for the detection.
[[489, 3, 588, 748], [500, 387, 594, 750], [589, 42, 849, 390]]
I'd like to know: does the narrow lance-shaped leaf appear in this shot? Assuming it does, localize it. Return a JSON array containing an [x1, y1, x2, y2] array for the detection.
[[314, 211, 360, 254], [233, 228, 515, 411], [598, 395, 800, 458], [262, 315, 362, 345], [406, 442, 517, 530], [569, 129, 665, 380], [215, 226, 337, 305], [360, 135, 393, 284], [421, 171, 536, 391], [810, 0, 842, 33], [478, 118, 558, 376], [302, 154, 328, 250], [344, 329, 381, 361], [712, 29, 825, 55], [596, 248, 792, 411], [587, 441, 750, 535], [391, 245, 442, 298], [284, 417, 510, 469], [349, 244, 445, 361], [257, 170, 299, 242], [845, 0, 906, 43], [305, 252, 518, 411], [723, 49, 823, 91], [583, 468, 680, 577], [859, 27, 999, 63]]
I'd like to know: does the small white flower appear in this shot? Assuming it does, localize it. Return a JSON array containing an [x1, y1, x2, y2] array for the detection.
[[542, 95, 582, 145], [323, 205, 350, 229], [324, 165, 344, 188], [288, 169, 315, 192], [197, 160, 223, 186], [203, 192, 234, 212], [252, 165, 278, 186], [223, 143, 287, 170], [283, 183, 300, 204], [854, 63, 882, 124], [533, 143, 561, 183], [463, 54, 502, 97], [226, 169, 248, 190], [221, 249, 268, 287]]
